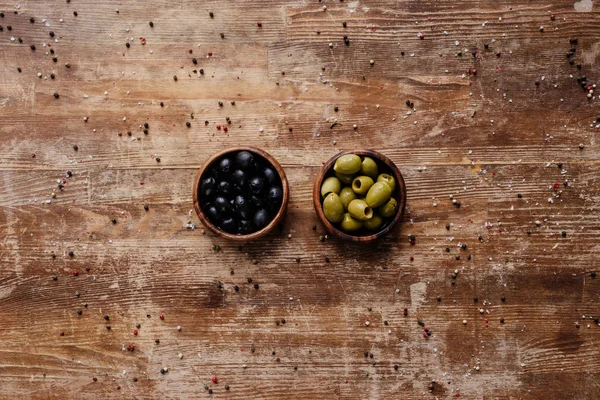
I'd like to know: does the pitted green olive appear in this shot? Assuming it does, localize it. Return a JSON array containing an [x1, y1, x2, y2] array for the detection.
[[363, 214, 383, 230], [335, 171, 354, 185], [366, 182, 392, 207], [377, 173, 396, 192], [321, 176, 342, 197], [323, 193, 344, 223], [333, 154, 362, 175], [339, 187, 356, 210], [341, 213, 363, 232], [379, 197, 398, 218], [351, 176, 374, 195], [361, 157, 379, 179], [348, 199, 373, 221]]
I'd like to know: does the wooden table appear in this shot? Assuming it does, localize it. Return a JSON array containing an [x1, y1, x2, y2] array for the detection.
[[1, 1, 599, 398]]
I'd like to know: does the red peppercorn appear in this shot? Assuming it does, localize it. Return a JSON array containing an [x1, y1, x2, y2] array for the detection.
[[409, 256, 414, 261], [208, 52, 212, 56], [117, 386, 121, 390], [466, 68, 471, 75], [418, 33, 424, 39], [212, 376, 218, 384], [92, 377, 97, 382], [60, 332, 64, 336], [127, 344, 135, 351], [133, 329, 138, 336], [73, 270, 79, 276], [223, 126, 228, 132], [216, 125, 221, 130], [160, 314, 165, 320], [472, 69, 477, 75], [257, 22, 262, 27], [550, 14, 555, 20]]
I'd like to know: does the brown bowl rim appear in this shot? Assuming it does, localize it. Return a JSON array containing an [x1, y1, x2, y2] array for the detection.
[[313, 149, 406, 242], [193, 146, 289, 242]]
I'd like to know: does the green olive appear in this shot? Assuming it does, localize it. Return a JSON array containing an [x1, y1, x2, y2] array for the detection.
[[322, 193, 344, 223], [347, 199, 373, 221], [363, 214, 383, 231], [379, 197, 398, 218], [377, 173, 396, 192], [333, 154, 361, 175], [351, 176, 374, 195], [335, 171, 354, 185], [361, 157, 379, 179], [366, 182, 392, 207], [321, 176, 342, 198], [340, 213, 363, 232], [339, 187, 356, 210]]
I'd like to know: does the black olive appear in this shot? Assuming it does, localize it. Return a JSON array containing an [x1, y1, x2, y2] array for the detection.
[[220, 217, 236, 233], [235, 151, 254, 170], [253, 209, 269, 229], [214, 196, 230, 214], [234, 195, 250, 219], [232, 169, 247, 188], [267, 186, 283, 208], [218, 157, 232, 174], [200, 177, 216, 198], [238, 219, 253, 235], [205, 205, 221, 224], [249, 176, 266, 194], [218, 180, 232, 195], [263, 167, 277, 185], [249, 194, 265, 208]]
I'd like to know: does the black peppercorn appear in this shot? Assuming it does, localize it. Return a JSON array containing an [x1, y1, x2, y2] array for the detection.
[[68, 251, 74, 257], [160, 102, 164, 107], [104, 315, 110, 321], [473, 297, 478, 302], [18, 37, 22, 43], [501, 296, 506, 302], [173, 75, 178, 81], [126, 42, 130, 48], [155, 339, 160, 344], [52, 56, 57, 62], [17, 67, 22, 73], [334, 106, 338, 112], [30, 44, 36, 50], [49, 31, 55, 37], [106, 325, 111, 330], [111, 218, 117, 224], [220, 32, 224, 39], [0, 12, 4, 17], [343, 21, 347, 28], [209, 11, 214, 18], [500, 318, 505, 324], [143, 129, 148, 135], [234, 285, 239, 292], [186, 121, 191, 127], [155, 157, 160, 162], [76, 309, 82, 315], [591, 271, 597, 278], [192, 58, 197, 64], [149, 21, 153, 27], [393, 364, 399, 370], [73, 145, 78, 151], [254, 283, 259, 290], [561, 231, 567, 237], [73, 11, 78, 16], [50, 73, 55, 79], [30, 17, 35, 23], [144, 204, 149, 211], [144, 122, 149, 129], [7, 25, 11, 31], [199, 68, 204, 75], [54, 92, 59, 99]]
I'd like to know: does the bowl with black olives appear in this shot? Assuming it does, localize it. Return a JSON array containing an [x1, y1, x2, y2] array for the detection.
[[193, 147, 289, 241], [313, 150, 406, 242]]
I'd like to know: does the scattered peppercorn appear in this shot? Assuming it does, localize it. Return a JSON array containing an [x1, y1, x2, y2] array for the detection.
[[149, 21, 154, 27], [209, 11, 214, 18], [173, 75, 178, 81], [29, 17, 35, 23], [54, 92, 59, 99], [17, 67, 22, 73], [73, 11, 78, 16], [49, 31, 55, 37], [220, 32, 225, 39], [126, 42, 130, 48], [186, 121, 191, 127], [30, 44, 36, 51]]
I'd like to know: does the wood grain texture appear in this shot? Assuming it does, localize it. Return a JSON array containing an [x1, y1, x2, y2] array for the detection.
[[0, 0, 599, 399]]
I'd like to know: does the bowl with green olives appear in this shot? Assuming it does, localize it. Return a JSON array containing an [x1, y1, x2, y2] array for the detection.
[[193, 146, 289, 242], [313, 150, 406, 242]]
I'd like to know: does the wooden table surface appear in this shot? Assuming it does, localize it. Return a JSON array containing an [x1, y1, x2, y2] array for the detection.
[[1, 0, 599, 399]]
